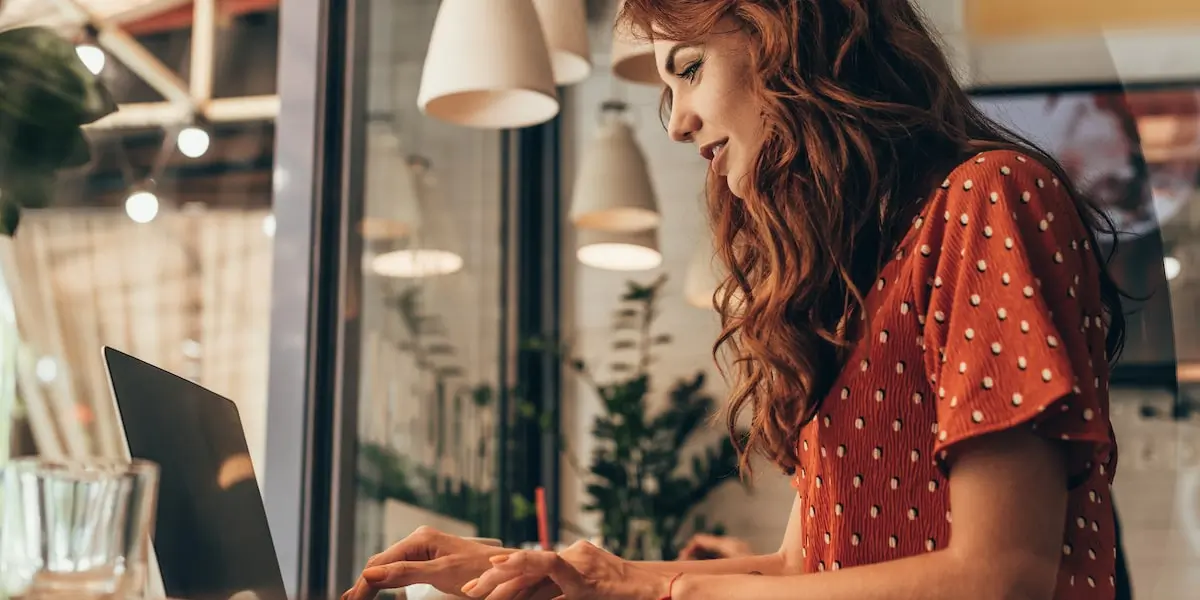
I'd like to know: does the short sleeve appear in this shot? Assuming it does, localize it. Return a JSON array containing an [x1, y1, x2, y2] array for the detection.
[[912, 150, 1114, 483]]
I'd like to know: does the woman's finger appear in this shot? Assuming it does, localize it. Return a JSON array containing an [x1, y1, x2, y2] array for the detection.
[[361, 556, 452, 588], [483, 573, 548, 600], [462, 559, 532, 598], [506, 551, 588, 596], [341, 576, 376, 600]]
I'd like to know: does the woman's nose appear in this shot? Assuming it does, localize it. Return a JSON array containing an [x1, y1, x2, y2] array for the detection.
[[668, 107, 701, 143]]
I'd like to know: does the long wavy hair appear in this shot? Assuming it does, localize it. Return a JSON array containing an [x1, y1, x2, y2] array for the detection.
[[617, 0, 1127, 475]]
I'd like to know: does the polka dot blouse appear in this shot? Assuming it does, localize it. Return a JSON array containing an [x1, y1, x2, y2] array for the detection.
[[792, 150, 1118, 598]]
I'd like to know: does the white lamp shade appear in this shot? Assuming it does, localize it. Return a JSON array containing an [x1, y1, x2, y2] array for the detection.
[[571, 117, 661, 232], [370, 157, 464, 278], [611, 20, 661, 85], [418, 0, 560, 129], [533, 0, 592, 85], [684, 241, 722, 309], [361, 122, 422, 240], [576, 228, 662, 271]]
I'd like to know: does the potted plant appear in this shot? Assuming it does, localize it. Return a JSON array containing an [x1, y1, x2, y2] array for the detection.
[[0, 23, 116, 463], [560, 276, 744, 560]]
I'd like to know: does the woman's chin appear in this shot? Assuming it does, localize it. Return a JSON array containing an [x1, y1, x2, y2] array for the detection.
[[726, 174, 748, 199]]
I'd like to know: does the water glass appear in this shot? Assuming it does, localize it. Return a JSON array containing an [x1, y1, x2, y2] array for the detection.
[[0, 458, 159, 599]]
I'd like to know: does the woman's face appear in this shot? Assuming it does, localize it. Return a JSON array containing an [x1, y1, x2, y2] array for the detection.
[[654, 20, 767, 199]]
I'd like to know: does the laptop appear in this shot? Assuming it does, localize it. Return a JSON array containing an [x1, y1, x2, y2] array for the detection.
[[103, 346, 288, 600]]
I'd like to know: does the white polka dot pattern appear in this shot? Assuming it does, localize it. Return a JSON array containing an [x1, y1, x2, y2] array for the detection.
[[788, 151, 1117, 598]]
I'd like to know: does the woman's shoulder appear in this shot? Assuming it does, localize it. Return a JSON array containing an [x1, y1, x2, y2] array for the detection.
[[918, 148, 1080, 232]]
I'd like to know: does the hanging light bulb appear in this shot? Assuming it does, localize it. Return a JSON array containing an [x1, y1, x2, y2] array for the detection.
[[177, 125, 211, 158], [576, 227, 662, 271], [371, 156, 464, 278], [1164, 256, 1182, 281], [125, 189, 159, 224], [75, 43, 105, 75], [418, 0, 559, 128], [610, 5, 660, 86], [532, 0, 592, 85], [262, 213, 276, 237], [571, 100, 660, 231]]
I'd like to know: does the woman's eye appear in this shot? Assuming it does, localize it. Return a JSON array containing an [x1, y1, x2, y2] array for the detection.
[[678, 60, 702, 81]]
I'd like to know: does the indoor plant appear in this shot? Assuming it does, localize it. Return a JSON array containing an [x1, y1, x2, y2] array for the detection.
[[563, 275, 743, 560], [0, 23, 115, 463]]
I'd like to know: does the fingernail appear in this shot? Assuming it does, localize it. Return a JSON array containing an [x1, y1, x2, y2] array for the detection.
[[461, 578, 479, 594], [490, 554, 510, 564], [362, 567, 385, 581]]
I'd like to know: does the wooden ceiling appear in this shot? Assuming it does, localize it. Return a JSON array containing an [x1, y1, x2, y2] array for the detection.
[[0, 0, 279, 34]]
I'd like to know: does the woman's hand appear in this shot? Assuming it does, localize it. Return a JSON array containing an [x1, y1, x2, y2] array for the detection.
[[463, 541, 673, 600], [678, 534, 753, 560], [341, 527, 514, 600]]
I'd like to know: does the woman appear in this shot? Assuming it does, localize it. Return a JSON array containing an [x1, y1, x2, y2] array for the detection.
[[345, 1, 1124, 599]]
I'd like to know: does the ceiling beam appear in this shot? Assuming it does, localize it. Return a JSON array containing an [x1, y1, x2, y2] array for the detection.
[[86, 95, 279, 129], [51, 0, 193, 107]]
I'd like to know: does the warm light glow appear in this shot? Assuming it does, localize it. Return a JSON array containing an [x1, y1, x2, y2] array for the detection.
[[262, 214, 276, 237], [125, 191, 159, 223], [1165, 256, 1182, 281], [371, 249, 464, 278], [217, 453, 255, 490], [177, 126, 211, 158], [577, 242, 662, 271], [35, 356, 57, 383], [75, 44, 105, 75]]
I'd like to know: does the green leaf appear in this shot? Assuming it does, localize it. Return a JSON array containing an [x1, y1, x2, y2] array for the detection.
[[516, 401, 537, 419]]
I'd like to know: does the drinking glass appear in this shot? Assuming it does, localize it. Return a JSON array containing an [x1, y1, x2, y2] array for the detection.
[[0, 458, 159, 599]]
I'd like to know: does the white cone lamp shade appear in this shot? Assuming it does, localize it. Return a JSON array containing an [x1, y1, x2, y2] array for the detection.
[[361, 122, 422, 240], [417, 0, 559, 129], [577, 227, 662, 271], [371, 157, 465, 278], [611, 17, 661, 85], [684, 240, 722, 309], [571, 102, 661, 231], [533, 0, 592, 85]]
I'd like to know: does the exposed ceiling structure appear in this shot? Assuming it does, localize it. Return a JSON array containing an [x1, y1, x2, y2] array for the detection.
[[0, 0, 280, 130]]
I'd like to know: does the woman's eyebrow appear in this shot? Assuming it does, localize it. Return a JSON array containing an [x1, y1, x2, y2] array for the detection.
[[664, 42, 703, 73]]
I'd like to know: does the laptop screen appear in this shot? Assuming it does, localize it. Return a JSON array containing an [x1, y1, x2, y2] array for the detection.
[[104, 347, 287, 600]]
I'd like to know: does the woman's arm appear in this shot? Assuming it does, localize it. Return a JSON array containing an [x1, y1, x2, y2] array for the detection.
[[638, 495, 803, 577], [672, 428, 1068, 600]]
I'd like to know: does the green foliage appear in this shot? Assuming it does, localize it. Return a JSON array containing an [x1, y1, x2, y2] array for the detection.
[[571, 275, 743, 559], [0, 27, 117, 235], [358, 440, 500, 539]]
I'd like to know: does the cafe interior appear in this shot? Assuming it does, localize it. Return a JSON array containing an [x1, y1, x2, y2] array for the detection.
[[0, 0, 1197, 598]]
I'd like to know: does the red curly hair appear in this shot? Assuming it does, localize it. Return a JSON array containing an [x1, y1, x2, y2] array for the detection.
[[616, 0, 1127, 476]]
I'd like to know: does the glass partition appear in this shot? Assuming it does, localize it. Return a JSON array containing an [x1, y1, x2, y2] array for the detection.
[[351, 0, 507, 573]]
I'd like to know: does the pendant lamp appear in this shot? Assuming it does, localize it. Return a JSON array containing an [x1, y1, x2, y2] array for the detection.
[[576, 227, 662, 271], [533, 0, 592, 85], [361, 121, 422, 240], [684, 240, 721, 309], [611, 10, 661, 85], [571, 101, 661, 232], [418, 0, 559, 129], [371, 156, 465, 278]]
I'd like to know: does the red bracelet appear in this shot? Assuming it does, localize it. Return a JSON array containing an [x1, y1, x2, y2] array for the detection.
[[659, 573, 684, 600]]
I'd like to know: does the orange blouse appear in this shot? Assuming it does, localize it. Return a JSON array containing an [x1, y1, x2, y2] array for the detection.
[[792, 150, 1118, 598]]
